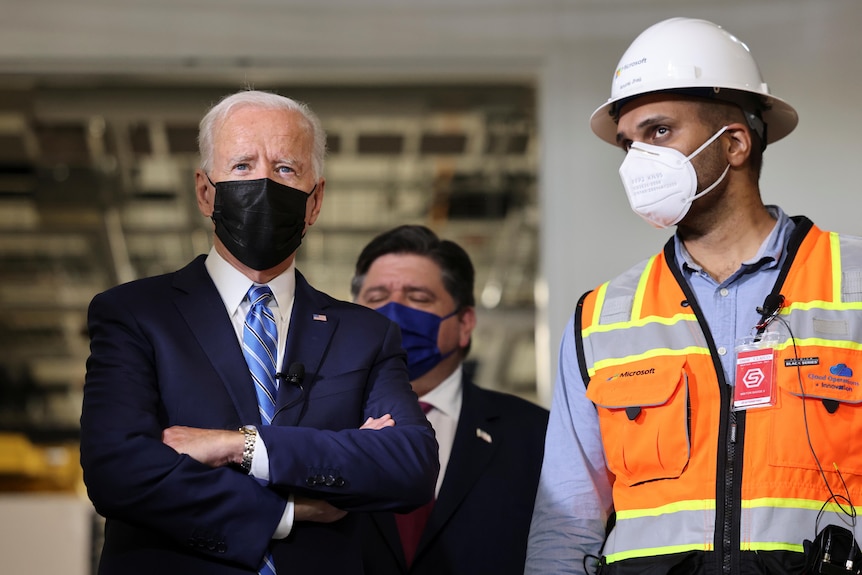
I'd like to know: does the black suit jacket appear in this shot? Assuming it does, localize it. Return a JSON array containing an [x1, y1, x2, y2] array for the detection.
[[361, 375, 549, 575], [80, 256, 438, 574]]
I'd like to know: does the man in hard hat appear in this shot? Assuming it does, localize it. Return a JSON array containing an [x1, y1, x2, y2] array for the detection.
[[526, 17, 862, 575]]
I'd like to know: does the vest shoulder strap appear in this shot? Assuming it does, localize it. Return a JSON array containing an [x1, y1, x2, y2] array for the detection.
[[575, 256, 655, 390], [574, 290, 592, 389]]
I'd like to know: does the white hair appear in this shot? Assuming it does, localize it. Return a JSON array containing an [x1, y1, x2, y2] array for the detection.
[[198, 90, 326, 179]]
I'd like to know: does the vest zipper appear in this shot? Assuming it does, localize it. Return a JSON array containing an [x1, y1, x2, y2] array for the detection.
[[721, 402, 738, 574], [663, 239, 743, 574]]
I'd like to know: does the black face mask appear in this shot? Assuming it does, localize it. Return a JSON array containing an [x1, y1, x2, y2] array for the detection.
[[210, 177, 314, 271]]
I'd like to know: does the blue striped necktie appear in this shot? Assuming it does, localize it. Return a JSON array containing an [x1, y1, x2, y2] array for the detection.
[[243, 285, 279, 425], [241, 285, 278, 575]]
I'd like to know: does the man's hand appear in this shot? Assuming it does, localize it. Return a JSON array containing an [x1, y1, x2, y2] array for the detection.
[[162, 426, 243, 468], [360, 413, 395, 430], [294, 497, 348, 523]]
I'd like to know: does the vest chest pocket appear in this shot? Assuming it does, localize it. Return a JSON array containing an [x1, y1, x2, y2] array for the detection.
[[587, 358, 691, 487], [768, 348, 862, 476]]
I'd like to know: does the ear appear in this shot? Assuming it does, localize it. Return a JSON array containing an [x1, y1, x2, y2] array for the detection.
[[724, 123, 752, 168], [457, 306, 477, 349], [195, 170, 215, 217], [305, 178, 326, 227]]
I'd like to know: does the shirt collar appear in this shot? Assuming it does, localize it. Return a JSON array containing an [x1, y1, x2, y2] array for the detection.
[[204, 247, 296, 322], [419, 364, 463, 419], [675, 205, 794, 277]]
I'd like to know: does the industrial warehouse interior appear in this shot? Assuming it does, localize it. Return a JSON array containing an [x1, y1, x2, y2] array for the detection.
[[0, 82, 539, 432], [1, 1, 860, 572]]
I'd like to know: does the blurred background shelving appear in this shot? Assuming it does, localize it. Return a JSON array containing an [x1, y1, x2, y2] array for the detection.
[[0, 82, 540, 442]]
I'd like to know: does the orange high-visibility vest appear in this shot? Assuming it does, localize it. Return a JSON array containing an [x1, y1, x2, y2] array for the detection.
[[577, 219, 862, 568]]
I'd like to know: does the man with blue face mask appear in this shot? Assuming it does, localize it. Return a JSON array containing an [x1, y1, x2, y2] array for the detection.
[[351, 225, 548, 575], [80, 90, 438, 575], [526, 17, 862, 575]]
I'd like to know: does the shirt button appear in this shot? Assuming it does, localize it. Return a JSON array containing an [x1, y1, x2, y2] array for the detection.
[[718, 346, 727, 356], [720, 288, 729, 297]]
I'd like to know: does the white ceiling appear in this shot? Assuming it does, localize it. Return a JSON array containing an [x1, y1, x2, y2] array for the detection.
[[0, 0, 856, 84]]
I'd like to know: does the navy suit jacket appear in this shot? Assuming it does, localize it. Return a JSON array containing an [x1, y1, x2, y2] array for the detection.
[[360, 375, 548, 575], [80, 255, 438, 574]]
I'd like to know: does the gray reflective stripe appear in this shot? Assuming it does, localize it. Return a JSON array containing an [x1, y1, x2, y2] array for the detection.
[[589, 303, 862, 367], [782, 306, 862, 341], [595, 232, 862, 328], [841, 234, 862, 302], [586, 232, 862, 371], [585, 319, 708, 371], [843, 270, 862, 302], [742, 503, 862, 552], [603, 501, 862, 561], [598, 258, 650, 325], [839, 234, 862, 301], [603, 505, 715, 562]]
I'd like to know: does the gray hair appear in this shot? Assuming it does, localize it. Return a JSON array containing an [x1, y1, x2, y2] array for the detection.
[[198, 90, 326, 179]]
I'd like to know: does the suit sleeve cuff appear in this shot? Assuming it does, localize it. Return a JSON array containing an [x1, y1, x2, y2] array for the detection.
[[249, 428, 269, 481]]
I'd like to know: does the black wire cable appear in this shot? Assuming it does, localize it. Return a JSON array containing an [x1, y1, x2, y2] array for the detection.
[[775, 315, 857, 539]]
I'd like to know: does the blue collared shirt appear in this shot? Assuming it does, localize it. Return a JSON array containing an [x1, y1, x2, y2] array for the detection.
[[525, 206, 797, 574], [676, 206, 794, 384]]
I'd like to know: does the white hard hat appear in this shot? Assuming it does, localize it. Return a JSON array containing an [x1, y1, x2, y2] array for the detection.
[[590, 17, 798, 147]]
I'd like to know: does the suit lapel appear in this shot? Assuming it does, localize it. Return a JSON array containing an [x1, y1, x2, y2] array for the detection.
[[173, 256, 260, 424], [417, 381, 499, 554], [274, 270, 337, 425], [370, 512, 408, 568]]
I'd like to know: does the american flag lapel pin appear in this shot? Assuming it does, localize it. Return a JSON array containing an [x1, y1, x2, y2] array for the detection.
[[312, 313, 327, 322]]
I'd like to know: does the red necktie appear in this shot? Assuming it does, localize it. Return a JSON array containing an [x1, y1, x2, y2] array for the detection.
[[395, 401, 435, 567]]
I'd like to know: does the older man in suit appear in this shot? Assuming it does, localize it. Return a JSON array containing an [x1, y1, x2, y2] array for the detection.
[[351, 225, 548, 575], [80, 90, 438, 575]]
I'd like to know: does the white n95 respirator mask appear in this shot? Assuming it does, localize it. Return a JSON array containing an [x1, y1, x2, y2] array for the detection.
[[618, 126, 730, 228]]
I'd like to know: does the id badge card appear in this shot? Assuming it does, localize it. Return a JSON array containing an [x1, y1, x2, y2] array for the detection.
[[733, 333, 779, 410]]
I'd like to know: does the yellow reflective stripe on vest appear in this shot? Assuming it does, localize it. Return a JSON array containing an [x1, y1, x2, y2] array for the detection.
[[831, 232, 841, 302], [589, 345, 709, 377], [606, 543, 714, 564], [787, 300, 862, 312], [603, 497, 856, 563], [615, 498, 716, 520], [631, 253, 656, 320], [591, 281, 608, 328], [604, 502, 715, 564], [585, 311, 701, 335], [585, 312, 711, 377], [778, 336, 862, 353]]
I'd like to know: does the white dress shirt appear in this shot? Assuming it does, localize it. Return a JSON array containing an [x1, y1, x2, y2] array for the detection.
[[419, 364, 463, 496], [205, 246, 295, 538]]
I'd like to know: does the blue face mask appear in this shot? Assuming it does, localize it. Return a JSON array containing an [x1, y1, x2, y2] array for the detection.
[[375, 301, 459, 381]]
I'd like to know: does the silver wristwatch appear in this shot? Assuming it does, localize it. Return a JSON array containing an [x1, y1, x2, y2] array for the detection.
[[239, 426, 257, 473]]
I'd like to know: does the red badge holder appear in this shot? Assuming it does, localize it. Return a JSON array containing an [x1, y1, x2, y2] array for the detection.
[[733, 332, 779, 410]]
